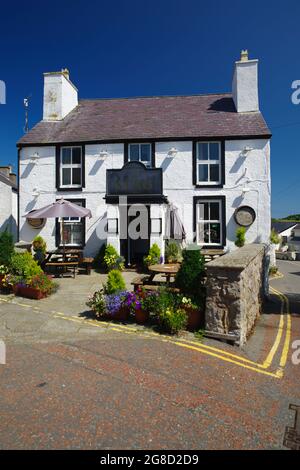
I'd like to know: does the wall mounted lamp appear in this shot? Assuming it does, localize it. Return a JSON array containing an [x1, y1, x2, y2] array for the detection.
[[30, 152, 40, 164], [99, 149, 109, 159], [241, 146, 253, 156], [168, 147, 178, 157], [32, 188, 40, 198]]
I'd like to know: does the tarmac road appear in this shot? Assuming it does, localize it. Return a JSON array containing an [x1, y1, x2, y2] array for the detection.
[[0, 261, 299, 449]]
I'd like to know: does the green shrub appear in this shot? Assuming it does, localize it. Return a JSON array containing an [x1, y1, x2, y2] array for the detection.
[[104, 269, 126, 294], [235, 227, 246, 247], [269, 265, 278, 276], [0, 230, 15, 267], [165, 240, 181, 263], [93, 243, 106, 270], [175, 246, 205, 304], [270, 228, 281, 245], [32, 235, 46, 253], [10, 252, 42, 282], [86, 290, 106, 317], [144, 243, 161, 267], [103, 244, 124, 271], [32, 235, 47, 264], [158, 307, 187, 335]]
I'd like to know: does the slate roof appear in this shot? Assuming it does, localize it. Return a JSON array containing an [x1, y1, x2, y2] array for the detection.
[[0, 172, 17, 190], [271, 221, 298, 233], [17, 93, 271, 145]]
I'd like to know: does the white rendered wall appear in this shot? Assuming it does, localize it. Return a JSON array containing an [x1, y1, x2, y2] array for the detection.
[[0, 180, 17, 239], [19, 138, 271, 256], [155, 139, 271, 251], [19, 144, 123, 256], [293, 228, 300, 238]]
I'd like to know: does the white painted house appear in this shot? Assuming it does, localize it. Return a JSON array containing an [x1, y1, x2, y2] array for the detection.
[[18, 51, 271, 264], [0, 166, 18, 240]]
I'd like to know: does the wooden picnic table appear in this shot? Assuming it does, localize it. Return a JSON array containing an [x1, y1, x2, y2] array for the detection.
[[44, 249, 83, 278], [45, 248, 83, 263], [148, 263, 180, 284]]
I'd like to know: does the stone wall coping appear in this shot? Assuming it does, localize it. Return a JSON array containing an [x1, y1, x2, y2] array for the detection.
[[205, 244, 265, 271]]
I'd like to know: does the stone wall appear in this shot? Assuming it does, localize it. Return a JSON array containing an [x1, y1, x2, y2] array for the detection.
[[205, 244, 266, 346]]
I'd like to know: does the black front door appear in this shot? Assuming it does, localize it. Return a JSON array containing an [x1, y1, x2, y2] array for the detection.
[[120, 205, 150, 266]]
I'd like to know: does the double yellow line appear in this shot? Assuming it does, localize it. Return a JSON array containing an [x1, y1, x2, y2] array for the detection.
[[0, 285, 292, 379]]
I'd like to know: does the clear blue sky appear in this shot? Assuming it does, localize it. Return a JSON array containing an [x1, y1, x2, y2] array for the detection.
[[0, 0, 299, 218]]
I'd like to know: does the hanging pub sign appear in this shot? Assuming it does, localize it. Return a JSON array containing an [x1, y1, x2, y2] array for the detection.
[[234, 206, 256, 227], [106, 161, 164, 201]]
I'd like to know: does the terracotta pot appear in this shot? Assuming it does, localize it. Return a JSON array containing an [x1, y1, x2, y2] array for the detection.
[[12, 284, 20, 295], [134, 309, 149, 325], [184, 306, 203, 331], [113, 306, 129, 322], [18, 286, 45, 300]]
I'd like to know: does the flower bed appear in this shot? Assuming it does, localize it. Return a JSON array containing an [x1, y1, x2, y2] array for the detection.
[[86, 287, 204, 335]]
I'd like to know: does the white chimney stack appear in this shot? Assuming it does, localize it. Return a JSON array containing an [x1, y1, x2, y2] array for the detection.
[[232, 50, 259, 113], [43, 68, 78, 121]]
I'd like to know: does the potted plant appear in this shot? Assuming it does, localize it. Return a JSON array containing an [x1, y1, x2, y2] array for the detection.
[[125, 290, 149, 324], [32, 235, 47, 265], [235, 227, 246, 247], [143, 243, 161, 268], [1, 274, 22, 294], [20, 273, 58, 299], [103, 245, 124, 272], [180, 296, 203, 331], [158, 306, 187, 335], [0, 265, 8, 286], [175, 246, 205, 306], [103, 269, 126, 294], [86, 290, 106, 318], [165, 240, 181, 264], [105, 291, 129, 321]]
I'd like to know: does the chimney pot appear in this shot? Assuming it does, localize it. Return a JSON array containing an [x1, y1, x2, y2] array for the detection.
[[240, 49, 249, 62]]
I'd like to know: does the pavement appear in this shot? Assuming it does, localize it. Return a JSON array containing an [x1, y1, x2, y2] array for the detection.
[[0, 263, 299, 449]]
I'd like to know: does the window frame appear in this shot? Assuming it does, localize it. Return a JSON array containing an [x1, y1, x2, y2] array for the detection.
[[126, 142, 154, 167], [56, 145, 85, 191], [193, 196, 226, 248], [60, 146, 82, 189], [55, 198, 86, 248], [193, 140, 225, 188]]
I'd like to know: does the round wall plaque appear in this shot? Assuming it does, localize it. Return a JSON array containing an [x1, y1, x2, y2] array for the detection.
[[234, 206, 256, 227], [27, 218, 46, 229]]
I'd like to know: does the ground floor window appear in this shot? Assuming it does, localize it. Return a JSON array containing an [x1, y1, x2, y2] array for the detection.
[[56, 200, 85, 247], [195, 197, 225, 246]]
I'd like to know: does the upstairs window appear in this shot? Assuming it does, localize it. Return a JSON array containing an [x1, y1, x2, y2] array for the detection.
[[128, 143, 152, 167], [60, 147, 82, 188], [196, 142, 221, 185], [196, 199, 223, 246]]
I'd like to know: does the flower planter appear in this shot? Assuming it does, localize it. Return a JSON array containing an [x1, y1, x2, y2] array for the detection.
[[112, 306, 130, 322], [184, 306, 203, 331], [134, 309, 149, 325], [12, 284, 20, 295], [0, 274, 5, 286], [18, 286, 45, 300]]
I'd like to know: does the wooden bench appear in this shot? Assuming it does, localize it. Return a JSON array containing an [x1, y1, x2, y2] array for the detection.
[[142, 285, 180, 293], [79, 257, 94, 275], [131, 275, 150, 291], [45, 262, 78, 278]]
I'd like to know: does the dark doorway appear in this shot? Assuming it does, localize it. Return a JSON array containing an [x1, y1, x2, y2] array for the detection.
[[120, 204, 150, 267]]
